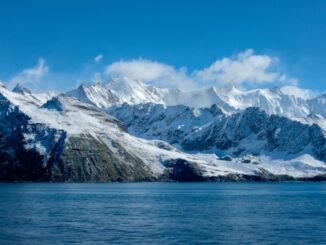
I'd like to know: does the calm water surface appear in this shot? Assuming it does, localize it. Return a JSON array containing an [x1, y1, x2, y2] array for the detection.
[[0, 182, 325, 245]]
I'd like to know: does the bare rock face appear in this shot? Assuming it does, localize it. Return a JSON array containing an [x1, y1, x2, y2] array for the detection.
[[109, 104, 326, 162]]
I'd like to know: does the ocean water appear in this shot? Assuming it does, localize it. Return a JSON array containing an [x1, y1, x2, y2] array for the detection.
[[0, 182, 325, 245]]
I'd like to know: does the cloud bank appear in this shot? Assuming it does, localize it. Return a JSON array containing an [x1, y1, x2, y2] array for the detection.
[[105, 49, 298, 89], [106, 59, 195, 89], [196, 49, 281, 85]]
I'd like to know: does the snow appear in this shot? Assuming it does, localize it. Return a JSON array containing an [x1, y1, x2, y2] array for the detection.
[[1, 80, 326, 179], [255, 154, 326, 178], [65, 77, 165, 108], [108, 101, 326, 178], [280, 86, 315, 100], [64, 78, 326, 131]]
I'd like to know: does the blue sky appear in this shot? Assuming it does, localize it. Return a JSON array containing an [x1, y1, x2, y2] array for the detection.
[[0, 0, 326, 91]]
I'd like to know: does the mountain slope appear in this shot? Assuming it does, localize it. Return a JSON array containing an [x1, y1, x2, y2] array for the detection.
[[108, 103, 326, 166], [0, 92, 152, 181], [0, 82, 325, 181], [65, 77, 165, 108], [0, 84, 266, 181]]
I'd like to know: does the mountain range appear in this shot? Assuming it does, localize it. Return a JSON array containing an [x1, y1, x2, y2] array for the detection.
[[0, 78, 326, 181]]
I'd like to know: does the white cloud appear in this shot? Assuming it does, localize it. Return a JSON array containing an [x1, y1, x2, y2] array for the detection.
[[106, 59, 196, 89], [195, 49, 286, 86], [8, 58, 49, 88], [4, 50, 298, 92], [94, 54, 103, 63], [278, 74, 299, 86], [104, 50, 297, 90]]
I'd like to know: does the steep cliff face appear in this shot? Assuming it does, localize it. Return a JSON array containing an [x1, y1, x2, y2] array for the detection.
[[182, 108, 326, 160], [107, 103, 224, 145], [108, 104, 326, 162], [51, 136, 153, 182], [0, 93, 66, 180]]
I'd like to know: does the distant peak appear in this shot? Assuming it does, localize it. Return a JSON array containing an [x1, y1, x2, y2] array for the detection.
[[76, 83, 94, 93], [12, 83, 32, 95], [77, 83, 87, 89], [268, 86, 282, 93], [214, 85, 243, 93]]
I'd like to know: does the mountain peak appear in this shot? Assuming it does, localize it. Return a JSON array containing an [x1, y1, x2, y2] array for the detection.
[[62, 78, 326, 129], [12, 83, 32, 95], [102, 76, 165, 105], [105, 76, 147, 91]]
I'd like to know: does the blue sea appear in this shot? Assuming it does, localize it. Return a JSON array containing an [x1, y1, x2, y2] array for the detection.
[[0, 182, 325, 245]]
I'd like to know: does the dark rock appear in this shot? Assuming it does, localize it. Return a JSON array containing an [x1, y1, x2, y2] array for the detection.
[[220, 155, 233, 161], [242, 159, 251, 164], [162, 159, 205, 181]]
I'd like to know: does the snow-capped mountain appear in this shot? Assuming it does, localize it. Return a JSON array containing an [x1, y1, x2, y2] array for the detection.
[[308, 94, 326, 117], [0, 84, 197, 181], [66, 77, 326, 128], [65, 77, 165, 108], [12, 83, 58, 104], [0, 79, 326, 181]]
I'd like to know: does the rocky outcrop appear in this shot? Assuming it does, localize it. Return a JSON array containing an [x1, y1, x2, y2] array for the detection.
[[162, 159, 205, 181], [55, 136, 153, 182]]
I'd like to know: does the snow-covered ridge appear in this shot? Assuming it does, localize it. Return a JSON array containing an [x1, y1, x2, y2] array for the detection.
[[108, 103, 326, 161], [65, 77, 165, 108], [65, 77, 326, 129]]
